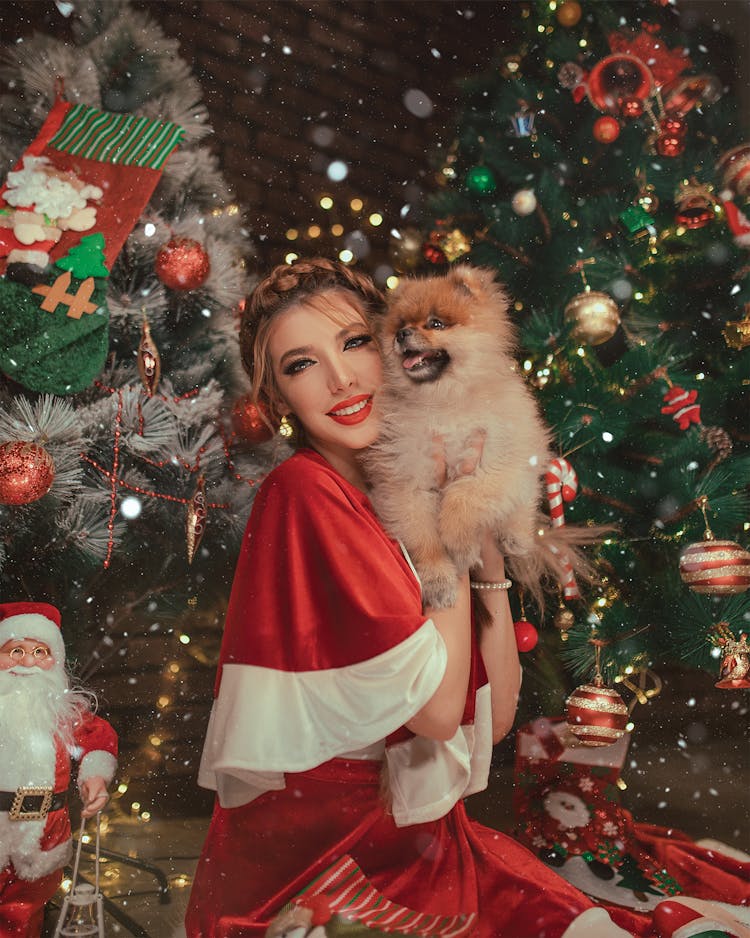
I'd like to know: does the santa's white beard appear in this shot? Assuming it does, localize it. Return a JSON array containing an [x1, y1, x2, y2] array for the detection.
[[0, 665, 88, 790]]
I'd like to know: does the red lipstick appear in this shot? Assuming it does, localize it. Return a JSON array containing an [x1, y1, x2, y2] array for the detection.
[[327, 394, 374, 425]]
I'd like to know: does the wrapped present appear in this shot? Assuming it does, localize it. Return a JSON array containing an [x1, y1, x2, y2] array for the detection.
[[513, 717, 680, 912]]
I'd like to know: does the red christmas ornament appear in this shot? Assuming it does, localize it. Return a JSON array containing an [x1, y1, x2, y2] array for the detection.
[[679, 537, 750, 595], [717, 143, 750, 199], [593, 116, 621, 144], [0, 441, 55, 505], [155, 237, 211, 291], [231, 396, 275, 443], [565, 676, 629, 747], [660, 115, 687, 137], [656, 133, 685, 158], [619, 95, 644, 119], [422, 243, 447, 265], [587, 53, 654, 114], [513, 618, 539, 652]]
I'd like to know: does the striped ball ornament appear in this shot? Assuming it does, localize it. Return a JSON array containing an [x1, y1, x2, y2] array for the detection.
[[566, 678, 629, 747], [678, 538, 750, 595]]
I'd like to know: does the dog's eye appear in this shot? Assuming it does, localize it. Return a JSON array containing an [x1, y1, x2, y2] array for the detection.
[[426, 317, 446, 330]]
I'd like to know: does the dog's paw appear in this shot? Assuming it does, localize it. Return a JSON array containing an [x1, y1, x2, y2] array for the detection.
[[419, 564, 459, 609]]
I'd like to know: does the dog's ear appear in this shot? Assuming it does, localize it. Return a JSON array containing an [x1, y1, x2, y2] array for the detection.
[[448, 264, 497, 296]]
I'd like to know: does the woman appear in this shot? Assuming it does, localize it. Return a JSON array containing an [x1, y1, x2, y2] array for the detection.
[[184, 258, 638, 938]]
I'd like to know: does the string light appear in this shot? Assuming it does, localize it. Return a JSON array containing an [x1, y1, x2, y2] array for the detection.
[[319, 196, 333, 210], [285, 228, 298, 241], [307, 225, 321, 238], [331, 224, 344, 236], [368, 213, 383, 227], [350, 198, 363, 212], [386, 275, 399, 289], [285, 252, 298, 264]]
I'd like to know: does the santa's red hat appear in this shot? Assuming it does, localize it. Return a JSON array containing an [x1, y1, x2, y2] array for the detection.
[[0, 602, 65, 664]]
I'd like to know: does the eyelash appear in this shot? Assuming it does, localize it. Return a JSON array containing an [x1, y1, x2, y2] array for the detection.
[[282, 334, 373, 375]]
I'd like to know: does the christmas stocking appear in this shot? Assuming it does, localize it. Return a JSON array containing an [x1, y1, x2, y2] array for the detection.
[[0, 97, 183, 394], [264, 855, 475, 938]]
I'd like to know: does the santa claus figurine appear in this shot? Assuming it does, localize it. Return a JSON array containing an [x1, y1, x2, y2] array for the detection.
[[0, 601, 117, 937]]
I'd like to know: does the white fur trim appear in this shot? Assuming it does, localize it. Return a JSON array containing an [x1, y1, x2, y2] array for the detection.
[[0, 812, 71, 880], [0, 614, 65, 664], [77, 750, 117, 786], [695, 838, 750, 864], [560, 907, 633, 938], [198, 620, 447, 809], [386, 682, 493, 827]]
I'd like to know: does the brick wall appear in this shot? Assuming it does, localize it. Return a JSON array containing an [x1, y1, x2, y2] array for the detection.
[[138, 0, 524, 278]]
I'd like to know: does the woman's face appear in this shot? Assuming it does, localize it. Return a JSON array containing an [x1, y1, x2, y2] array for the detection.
[[268, 290, 382, 471]]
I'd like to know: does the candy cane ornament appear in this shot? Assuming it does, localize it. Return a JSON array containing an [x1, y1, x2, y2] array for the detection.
[[545, 457, 581, 600]]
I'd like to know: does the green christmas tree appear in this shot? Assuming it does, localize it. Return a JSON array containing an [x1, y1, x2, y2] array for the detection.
[[413, 0, 750, 692], [56, 232, 109, 278]]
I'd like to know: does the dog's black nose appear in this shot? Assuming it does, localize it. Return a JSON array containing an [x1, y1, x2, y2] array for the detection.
[[396, 327, 413, 344]]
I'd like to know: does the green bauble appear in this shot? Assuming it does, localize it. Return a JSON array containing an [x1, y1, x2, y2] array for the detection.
[[465, 164, 496, 195]]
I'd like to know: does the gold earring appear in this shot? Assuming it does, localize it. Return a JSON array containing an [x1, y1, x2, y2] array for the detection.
[[279, 415, 294, 439]]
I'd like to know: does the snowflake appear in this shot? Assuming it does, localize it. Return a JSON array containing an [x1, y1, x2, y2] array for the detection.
[[531, 835, 546, 848], [578, 776, 595, 792], [602, 821, 619, 837]]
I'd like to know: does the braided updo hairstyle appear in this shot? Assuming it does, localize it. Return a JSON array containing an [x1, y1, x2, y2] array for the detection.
[[240, 258, 386, 433]]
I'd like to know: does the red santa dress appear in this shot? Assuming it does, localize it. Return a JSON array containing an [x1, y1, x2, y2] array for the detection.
[[185, 449, 664, 938], [0, 711, 117, 938]]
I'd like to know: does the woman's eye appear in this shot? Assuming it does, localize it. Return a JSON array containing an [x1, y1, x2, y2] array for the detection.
[[344, 333, 373, 350], [283, 358, 314, 375], [426, 318, 445, 330]]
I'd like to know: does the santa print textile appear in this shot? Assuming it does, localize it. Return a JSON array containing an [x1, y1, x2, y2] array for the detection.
[[0, 96, 183, 272], [513, 719, 750, 917], [186, 450, 663, 938]]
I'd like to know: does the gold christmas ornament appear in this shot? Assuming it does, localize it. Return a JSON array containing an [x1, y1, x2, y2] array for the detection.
[[564, 289, 621, 345], [137, 317, 161, 397], [439, 228, 472, 262], [186, 475, 207, 565], [716, 630, 750, 689], [554, 602, 575, 638], [723, 306, 750, 350]]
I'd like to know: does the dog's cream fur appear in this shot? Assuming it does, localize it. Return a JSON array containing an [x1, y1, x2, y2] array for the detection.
[[366, 265, 570, 609]]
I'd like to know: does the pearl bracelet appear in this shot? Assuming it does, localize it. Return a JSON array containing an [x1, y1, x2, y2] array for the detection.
[[470, 579, 512, 591]]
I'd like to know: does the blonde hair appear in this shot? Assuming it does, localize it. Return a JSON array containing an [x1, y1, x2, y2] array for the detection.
[[240, 258, 385, 430]]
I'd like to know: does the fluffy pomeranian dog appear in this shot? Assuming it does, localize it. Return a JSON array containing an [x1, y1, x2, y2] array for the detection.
[[365, 265, 591, 611]]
